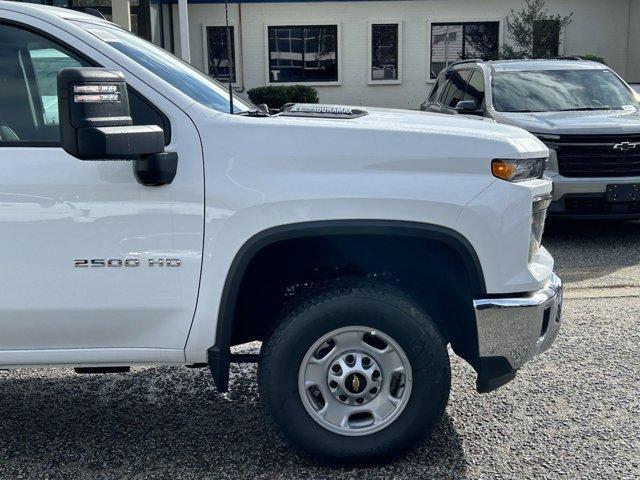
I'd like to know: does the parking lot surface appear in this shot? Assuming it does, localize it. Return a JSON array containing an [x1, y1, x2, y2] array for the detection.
[[0, 220, 639, 479]]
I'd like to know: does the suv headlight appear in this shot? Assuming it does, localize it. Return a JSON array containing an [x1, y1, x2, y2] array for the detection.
[[530, 194, 551, 261], [491, 158, 546, 182]]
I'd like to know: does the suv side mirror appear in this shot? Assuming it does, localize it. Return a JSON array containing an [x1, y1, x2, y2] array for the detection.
[[58, 67, 177, 186], [455, 100, 483, 116]]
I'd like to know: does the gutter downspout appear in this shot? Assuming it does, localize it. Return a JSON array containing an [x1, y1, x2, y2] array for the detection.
[[168, 3, 175, 54], [111, 0, 132, 30], [238, 2, 245, 90], [158, 0, 165, 47], [625, 0, 632, 80], [178, 0, 191, 62]]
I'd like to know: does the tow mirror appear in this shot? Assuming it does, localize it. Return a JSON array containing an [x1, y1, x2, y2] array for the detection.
[[455, 100, 483, 116], [57, 67, 177, 186]]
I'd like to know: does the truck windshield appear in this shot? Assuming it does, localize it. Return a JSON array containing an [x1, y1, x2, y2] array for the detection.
[[77, 22, 253, 114], [492, 69, 640, 113]]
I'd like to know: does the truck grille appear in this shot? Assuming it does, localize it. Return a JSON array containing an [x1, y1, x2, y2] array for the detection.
[[551, 134, 640, 178]]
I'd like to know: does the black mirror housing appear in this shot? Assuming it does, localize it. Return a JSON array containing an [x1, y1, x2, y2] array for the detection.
[[77, 125, 165, 158], [58, 68, 164, 160], [134, 152, 179, 187], [455, 100, 482, 115], [57, 68, 177, 187]]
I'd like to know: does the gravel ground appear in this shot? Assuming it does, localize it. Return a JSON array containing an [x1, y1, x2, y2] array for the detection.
[[1, 221, 639, 479]]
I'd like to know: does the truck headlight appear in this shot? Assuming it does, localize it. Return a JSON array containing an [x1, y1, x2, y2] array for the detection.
[[491, 158, 546, 182], [530, 194, 551, 260]]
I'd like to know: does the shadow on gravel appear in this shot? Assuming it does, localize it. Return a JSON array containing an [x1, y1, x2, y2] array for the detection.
[[544, 218, 640, 282], [0, 365, 468, 479]]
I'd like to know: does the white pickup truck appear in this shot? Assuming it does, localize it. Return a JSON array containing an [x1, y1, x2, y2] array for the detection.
[[0, 3, 562, 461]]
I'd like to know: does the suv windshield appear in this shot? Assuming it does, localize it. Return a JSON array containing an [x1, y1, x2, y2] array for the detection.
[[77, 22, 253, 114], [492, 69, 639, 113]]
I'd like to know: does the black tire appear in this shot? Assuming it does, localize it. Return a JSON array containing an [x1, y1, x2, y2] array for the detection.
[[258, 279, 451, 461]]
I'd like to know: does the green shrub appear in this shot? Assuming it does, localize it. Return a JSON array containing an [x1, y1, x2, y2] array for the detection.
[[247, 85, 319, 110], [575, 54, 607, 65], [286, 85, 320, 104]]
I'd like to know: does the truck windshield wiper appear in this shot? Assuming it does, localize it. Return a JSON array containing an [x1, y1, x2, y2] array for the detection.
[[556, 106, 613, 111], [501, 110, 547, 113], [234, 109, 270, 117]]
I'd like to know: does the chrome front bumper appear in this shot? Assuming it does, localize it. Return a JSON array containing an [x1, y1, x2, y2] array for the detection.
[[473, 273, 563, 371]]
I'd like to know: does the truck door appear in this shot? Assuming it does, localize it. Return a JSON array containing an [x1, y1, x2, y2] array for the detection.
[[0, 22, 204, 365]]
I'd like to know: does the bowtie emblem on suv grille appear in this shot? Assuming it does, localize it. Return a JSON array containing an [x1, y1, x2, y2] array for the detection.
[[613, 142, 639, 152]]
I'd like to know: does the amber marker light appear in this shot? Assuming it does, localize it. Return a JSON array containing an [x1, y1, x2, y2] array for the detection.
[[491, 158, 546, 182], [491, 159, 517, 181]]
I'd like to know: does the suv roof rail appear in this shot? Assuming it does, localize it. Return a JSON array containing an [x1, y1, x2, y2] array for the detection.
[[69, 7, 107, 20], [548, 56, 583, 61], [447, 58, 485, 68]]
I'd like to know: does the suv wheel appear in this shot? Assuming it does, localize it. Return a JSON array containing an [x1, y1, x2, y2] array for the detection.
[[258, 279, 451, 460]]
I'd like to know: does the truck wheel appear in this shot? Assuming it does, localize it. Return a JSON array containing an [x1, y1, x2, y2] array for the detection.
[[258, 279, 451, 461]]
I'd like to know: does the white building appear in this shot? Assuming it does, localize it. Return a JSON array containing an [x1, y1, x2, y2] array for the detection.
[[34, 0, 640, 109]]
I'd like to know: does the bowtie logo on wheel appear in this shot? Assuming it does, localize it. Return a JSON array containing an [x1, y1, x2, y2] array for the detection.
[[345, 372, 367, 394]]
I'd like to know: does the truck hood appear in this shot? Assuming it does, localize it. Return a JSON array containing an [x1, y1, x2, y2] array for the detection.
[[190, 101, 550, 237], [188, 102, 548, 190], [494, 108, 640, 136], [266, 104, 546, 158]]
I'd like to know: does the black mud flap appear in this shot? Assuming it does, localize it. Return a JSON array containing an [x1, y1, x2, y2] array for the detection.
[[207, 345, 230, 392], [476, 357, 517, 393]]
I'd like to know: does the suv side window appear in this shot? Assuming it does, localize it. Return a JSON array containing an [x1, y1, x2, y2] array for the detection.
[[464, 70, 486, 110], [0, 23, 171, 146], [440, 70, 471, 108], [427, 79, 440, 102]]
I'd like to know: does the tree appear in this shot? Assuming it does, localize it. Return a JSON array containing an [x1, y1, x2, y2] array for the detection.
[[500, 0, 573, 59], [247, 85, 319, 110], [464, 24, 501, 61]]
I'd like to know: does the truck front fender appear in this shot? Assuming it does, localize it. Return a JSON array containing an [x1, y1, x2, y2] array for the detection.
[[206, 220, 485, 392]]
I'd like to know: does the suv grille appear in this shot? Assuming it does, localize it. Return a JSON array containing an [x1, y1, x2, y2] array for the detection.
[[551, 134, 640, 178], [564, 195, 640, 215]]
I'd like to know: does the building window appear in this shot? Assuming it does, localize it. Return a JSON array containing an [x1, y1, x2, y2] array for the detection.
[[268, 25, 338, 83], [22, 0, 150, 39], [371, 23, 399, 81], [430, 22, 499, 78], [206, 26, 235, 83], [533, 20, 560, 58]]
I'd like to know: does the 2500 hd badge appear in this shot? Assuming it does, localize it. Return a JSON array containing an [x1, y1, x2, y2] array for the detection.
[[74, 258, 182, 267]]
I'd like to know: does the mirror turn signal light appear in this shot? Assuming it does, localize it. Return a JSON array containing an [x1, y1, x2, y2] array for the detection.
[[73, 84, 120, 103]]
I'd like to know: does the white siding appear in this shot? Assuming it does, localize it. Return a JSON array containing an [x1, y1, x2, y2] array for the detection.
[[177, 0, 633, 109]]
